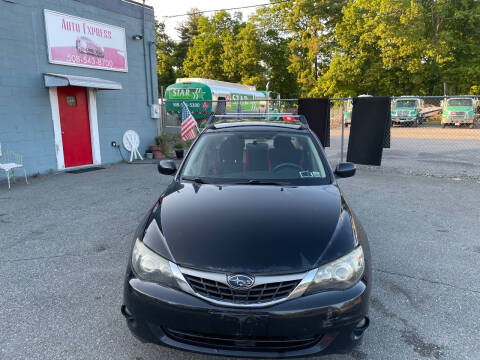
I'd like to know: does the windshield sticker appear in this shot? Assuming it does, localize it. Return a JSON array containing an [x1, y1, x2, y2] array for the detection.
[[299, 171, 321, 178]]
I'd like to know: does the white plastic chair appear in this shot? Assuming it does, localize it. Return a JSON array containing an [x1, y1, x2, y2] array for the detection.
[[0, 143, 28, 189]]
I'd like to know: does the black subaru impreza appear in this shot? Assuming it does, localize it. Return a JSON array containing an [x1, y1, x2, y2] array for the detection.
[[122, 114, 371, 358]]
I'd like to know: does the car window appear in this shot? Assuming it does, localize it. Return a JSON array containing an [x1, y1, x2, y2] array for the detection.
[[181, 131, 329, 185], [395, 100, 416, 108], [447, 99, 472, 107]]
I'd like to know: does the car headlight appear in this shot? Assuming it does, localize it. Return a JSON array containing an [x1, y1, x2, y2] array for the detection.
[[131, 238, 178, 288], [391, 112, 397, 116], [304, 246, 364, 295], [409, 110, 416, 116]]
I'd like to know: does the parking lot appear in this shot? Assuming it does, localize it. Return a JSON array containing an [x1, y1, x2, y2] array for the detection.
[[1, 136, 479, 359], [328, 126, 480, 179]]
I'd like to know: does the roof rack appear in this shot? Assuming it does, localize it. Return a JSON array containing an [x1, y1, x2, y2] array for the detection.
[[207, 113, 309, 128]]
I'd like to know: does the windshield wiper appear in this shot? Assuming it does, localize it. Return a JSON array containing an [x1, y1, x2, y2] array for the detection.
[[235, 179, 290, 186], [181, 176, 209, 184]]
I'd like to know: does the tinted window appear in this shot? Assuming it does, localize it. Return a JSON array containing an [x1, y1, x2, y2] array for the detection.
[[181, 131, 329, 185], [395, 100, 416, 108], [447, 99, 473, 107]]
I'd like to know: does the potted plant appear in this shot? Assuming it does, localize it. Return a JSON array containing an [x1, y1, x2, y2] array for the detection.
[[151, 136, 166, 159], [173, 142, 184, 159]]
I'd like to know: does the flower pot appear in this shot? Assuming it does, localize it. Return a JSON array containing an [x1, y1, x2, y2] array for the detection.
[[152, 150, 165, 159], [150, 144, 162, 152], [145, 152, 153, 159], [175, 149, 184, 159]]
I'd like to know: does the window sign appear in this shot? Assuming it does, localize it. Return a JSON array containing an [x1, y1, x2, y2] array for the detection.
[[44, 9, 128, 72]]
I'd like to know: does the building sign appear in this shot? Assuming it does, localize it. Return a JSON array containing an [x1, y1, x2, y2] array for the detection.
[[44, 10, 128, 72]]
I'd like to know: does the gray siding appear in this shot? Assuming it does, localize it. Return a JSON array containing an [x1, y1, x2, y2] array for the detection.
[[0, 0, 158, 175]]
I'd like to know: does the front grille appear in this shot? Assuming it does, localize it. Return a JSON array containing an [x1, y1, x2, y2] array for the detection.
[[397, 110, 410, 116], [164, 327, 321, 351], [184, 274, 300, 304]]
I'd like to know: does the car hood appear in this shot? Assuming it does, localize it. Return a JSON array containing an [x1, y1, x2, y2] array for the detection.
[[146, 182, 357, 274]]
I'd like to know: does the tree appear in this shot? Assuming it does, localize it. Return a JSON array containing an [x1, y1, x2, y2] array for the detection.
[[251, 7, 299, 98], [182, 13, 227, 79], [265, 0, 348, 96], [183, 11, 266, 88], [223, 23, 265, 87], [156, 0, 480, 98], [316, 0, 428, 96], [155, 21, 176, 91], [316, 0, 480, 97], [175, 9, 201, 78], [421, 0, 480, 94]]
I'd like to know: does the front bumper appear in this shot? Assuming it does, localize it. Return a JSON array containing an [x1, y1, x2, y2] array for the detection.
[[122, 274, 370, 358], [392, 117, 415, 123], [442, 118, 473, 124]]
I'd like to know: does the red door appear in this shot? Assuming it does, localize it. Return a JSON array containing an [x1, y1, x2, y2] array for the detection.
[[57, 86, 93, 167]]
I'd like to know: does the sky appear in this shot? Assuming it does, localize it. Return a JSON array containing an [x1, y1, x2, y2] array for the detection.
[[144, 0, 266, 40]]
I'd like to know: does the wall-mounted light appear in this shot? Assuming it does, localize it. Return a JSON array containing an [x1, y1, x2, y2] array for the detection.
[[132, 34, 143, 40]]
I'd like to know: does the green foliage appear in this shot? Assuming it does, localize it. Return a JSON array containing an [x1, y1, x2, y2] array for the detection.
[[155, 22, 177, 91], [155, 2, 480, 98], [154, 135, 167, 146], [174, 142, 184, 150], [174, 9, 201, 78], [316, 0, 480, 96], [181, 11, 267, 88]]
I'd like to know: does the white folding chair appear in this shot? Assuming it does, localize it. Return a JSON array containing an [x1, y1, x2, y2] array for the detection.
[[0, 143, 28, 189]]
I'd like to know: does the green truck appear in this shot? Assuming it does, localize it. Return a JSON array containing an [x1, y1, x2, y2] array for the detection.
[[391, 97, 425, 126], [165, 78, 269, 121], [441, 97, 478, 128]]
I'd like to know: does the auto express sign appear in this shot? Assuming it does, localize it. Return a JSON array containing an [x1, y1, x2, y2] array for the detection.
[[44, 10, 128, 72]]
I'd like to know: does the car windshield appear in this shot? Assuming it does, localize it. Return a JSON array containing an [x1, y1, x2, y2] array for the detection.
[[395, 100, 416, 108], [447, 99, 472, 107], [181, 130, 329, 185]]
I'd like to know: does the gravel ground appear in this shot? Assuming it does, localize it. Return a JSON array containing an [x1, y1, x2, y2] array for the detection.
[[0, 156, 479, 360]]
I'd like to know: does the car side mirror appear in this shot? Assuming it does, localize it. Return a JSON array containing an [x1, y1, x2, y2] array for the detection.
[[335, 162, 356, 178], [158, 160, 177, 176]]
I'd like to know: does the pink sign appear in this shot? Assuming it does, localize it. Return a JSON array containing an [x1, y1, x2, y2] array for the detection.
[[44, 10, 128, 72]]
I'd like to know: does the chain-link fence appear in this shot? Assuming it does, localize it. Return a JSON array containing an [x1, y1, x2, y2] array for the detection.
[[160, 96, 480, 179]]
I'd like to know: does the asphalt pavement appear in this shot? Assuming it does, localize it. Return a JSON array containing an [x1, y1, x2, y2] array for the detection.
[[0, 152, 479, 359]]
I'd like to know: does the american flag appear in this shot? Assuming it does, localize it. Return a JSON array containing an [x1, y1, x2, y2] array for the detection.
[[181, 102, 198, 141]]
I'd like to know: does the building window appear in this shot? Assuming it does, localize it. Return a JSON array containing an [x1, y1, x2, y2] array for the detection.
[[66, 96, 77, 107]]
